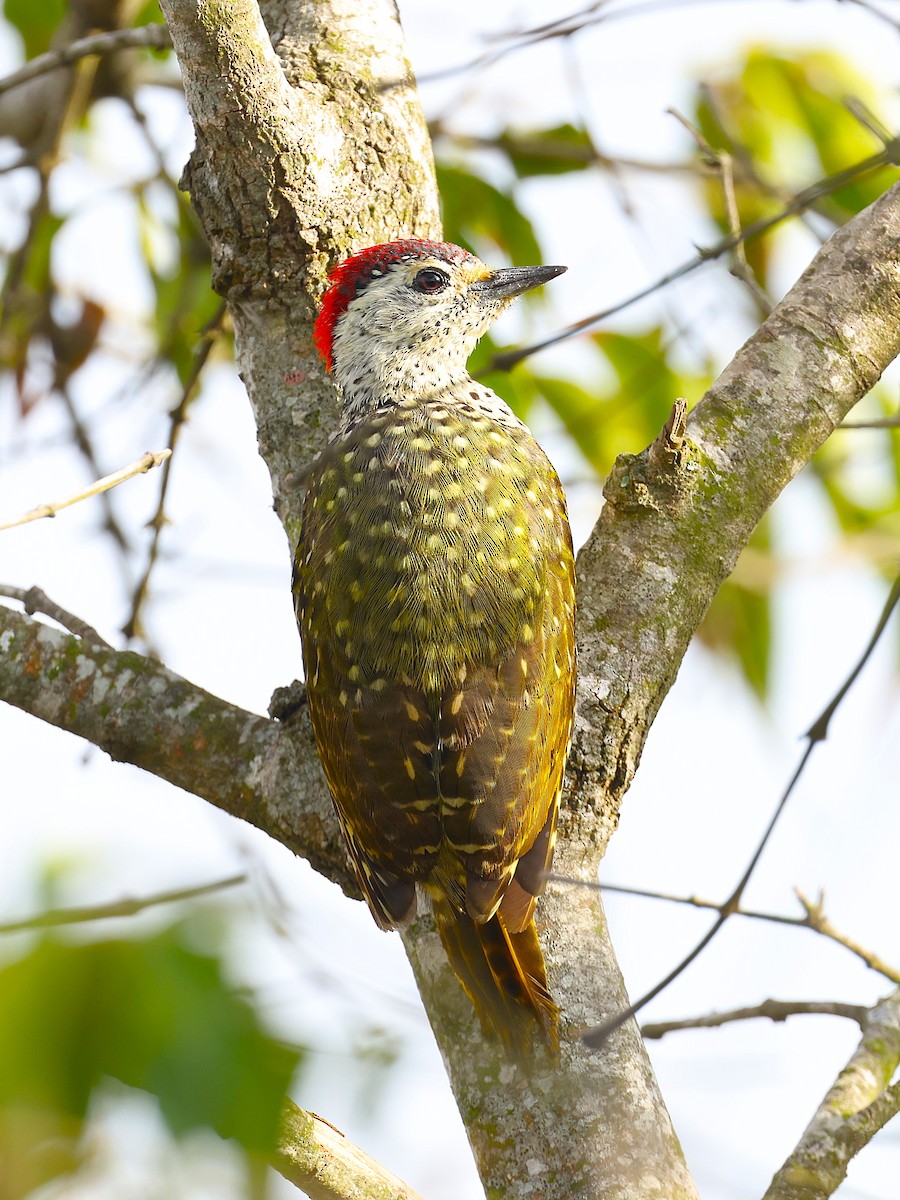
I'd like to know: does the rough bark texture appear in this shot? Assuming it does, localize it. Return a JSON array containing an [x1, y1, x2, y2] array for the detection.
[[4, 2, 900, 1198]]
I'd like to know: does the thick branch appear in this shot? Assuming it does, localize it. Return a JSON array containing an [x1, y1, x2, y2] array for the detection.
[[0, 603, 352, 894], [763, 989, 900, 1199], [570, 182, 900, 857]]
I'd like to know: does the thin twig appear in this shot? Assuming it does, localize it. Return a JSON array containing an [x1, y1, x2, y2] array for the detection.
[[582, 569, 900, 1047], [55, 382, 132, 553], [843, 0, 900, 32], [698, 81, 838, 240], [794, 888, 900, 984], [667, 107, 773, 314], [561, 878, 900, 983], [0, 584, 112, 647], [0, 874, 246, 934], [123, 303, 227, 640], [413, 0, 760, 87], [0, 24, 172, 98], [582, 742, 815, 1047], [0, 450, 171, 533], [840, 414, 900, 428], [642, 999, 870, 1039], [482, 145, 899, 372]]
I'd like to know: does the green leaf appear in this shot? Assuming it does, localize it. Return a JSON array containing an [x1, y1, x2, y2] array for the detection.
[[698, 521, 773, 699], [534, 374, 611, 474], [436, 164, 543, 266], [496, 123, 596, 178], [133, 2, 168, 27], [4, 0, 67, 58], [693, 49, 900, 286], [534, 329, 710, 476], [0, 927, 299, 1156], [140, 192, 227, 383]]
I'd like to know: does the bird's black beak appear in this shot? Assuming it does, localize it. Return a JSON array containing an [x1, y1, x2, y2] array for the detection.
[[472, 263, 567, 301]]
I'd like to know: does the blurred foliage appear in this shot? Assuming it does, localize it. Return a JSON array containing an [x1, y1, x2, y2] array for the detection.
[[696, 48, 900, 286], [4, 0, 68, 57], [495, 122, 597, 178], [140, 189, 226, 386], [0, 921, 300, 1194], [437, 162, 544, 266], [702, 520, 774, 698], [447, 46, 900, 690]]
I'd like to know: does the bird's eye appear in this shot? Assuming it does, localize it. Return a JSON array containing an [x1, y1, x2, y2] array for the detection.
[[413, 268, 449, 295]]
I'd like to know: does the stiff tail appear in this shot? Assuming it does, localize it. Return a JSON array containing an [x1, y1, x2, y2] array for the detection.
[[431, 892, 559, 1061]]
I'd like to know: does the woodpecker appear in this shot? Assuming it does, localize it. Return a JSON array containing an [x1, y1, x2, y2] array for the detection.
[[294, 239, 575, 1059]]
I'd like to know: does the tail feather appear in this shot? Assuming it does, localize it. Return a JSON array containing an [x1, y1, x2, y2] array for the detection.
[[431, 891, 559, 1061]]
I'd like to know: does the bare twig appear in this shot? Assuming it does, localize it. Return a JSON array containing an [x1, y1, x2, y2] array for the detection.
[[483, 146, 900, 372], [0, 584, 111, 647], [122, 304, 226, 640], [642, 999, 870, 1039], [0, 450, 171, 533], [582, 743, 815, 1047], [667, 107, 773, 315], [843, 0, 900, 32], [413, 0, 747, 87], [806, 572, 900, 743], [839, 413, 900, 428], [565, 879, 900, 984], [582, 569, 900, 1047], [698, 81, 840, 239], [794, 888, 900, 985], [0, 25, 172, 98], [54, 383, 133, 553], [0, 874, 246, 934]]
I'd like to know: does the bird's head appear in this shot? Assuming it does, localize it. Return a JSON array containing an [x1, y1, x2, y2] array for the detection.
[[313, 239, 565, 406]]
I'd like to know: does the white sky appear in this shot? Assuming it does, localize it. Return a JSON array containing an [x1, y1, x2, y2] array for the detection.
[[1, 1, 900, 1198]]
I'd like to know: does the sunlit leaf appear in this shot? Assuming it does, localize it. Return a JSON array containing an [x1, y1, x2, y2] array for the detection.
[[497, 123, 596, 178], [437, 164, 543, 267], [694, 49, 900, 286], [533, 329, 709, 476], [698, 521, 773, 699]]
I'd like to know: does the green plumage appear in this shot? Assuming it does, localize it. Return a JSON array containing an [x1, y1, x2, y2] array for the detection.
[[295, 392, 575, 1056]]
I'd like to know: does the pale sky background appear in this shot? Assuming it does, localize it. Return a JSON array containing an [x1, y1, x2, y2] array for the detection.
[[1, 1, 899, 1198]]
